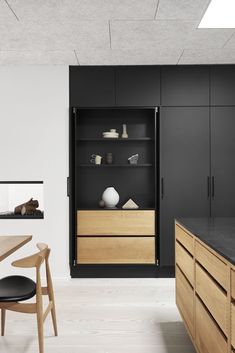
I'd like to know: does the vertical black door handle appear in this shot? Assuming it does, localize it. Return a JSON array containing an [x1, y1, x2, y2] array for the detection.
[[161, 177, 164, 199], [67, 177, 70, 197], [207, 176, 210, 198], [211, 176, 215, 198]]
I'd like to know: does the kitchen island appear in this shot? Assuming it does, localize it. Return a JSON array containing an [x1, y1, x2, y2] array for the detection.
[[175, 218, 235, 353]]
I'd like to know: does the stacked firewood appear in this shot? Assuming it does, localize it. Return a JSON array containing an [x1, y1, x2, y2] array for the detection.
[[14, 198, 42, 216]]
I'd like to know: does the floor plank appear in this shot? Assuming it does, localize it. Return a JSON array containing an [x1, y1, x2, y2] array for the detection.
[[0, 278, 195, 353]]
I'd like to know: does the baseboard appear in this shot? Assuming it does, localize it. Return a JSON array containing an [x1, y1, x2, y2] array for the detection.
[[70, 264, 175, 278]]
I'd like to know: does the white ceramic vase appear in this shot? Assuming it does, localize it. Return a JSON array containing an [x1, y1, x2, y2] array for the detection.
[[102, 187, 119, 208]]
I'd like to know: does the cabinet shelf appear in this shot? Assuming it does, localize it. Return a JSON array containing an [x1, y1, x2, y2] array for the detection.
[[77, 164, 153, 168], [77, 208, 155, 211], [77, 138, 153, 142]]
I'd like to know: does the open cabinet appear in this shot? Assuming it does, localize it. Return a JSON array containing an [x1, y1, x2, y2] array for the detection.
[[69, 107, 159, 277]]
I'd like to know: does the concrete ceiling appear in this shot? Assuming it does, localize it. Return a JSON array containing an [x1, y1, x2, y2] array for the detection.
[[1, 0, 235, 65]]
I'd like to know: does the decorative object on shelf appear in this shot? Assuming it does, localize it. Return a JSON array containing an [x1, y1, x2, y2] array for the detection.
[[121, 124, 128, 138], [99, 200, 105, 208], [105, 152, 114, 164], [102, 187, 120, 208], [14, 198, 42, 216], [122, 198, 139, 209], [128, 154, 139, 164], [90, 154, 102, 165], [102, 129, 119, 139]]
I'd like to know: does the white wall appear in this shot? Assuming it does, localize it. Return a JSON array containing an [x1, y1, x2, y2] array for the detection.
[[0, 66, 69, 278]]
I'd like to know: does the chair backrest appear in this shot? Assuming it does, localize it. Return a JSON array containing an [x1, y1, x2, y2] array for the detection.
[[11, 243, 53, 299], [12, 243, 50, 269]]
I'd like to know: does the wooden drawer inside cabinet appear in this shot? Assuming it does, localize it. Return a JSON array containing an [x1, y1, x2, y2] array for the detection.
[[77, 237, 155, 264], [196, 263, 227, 335], [232, 303, 235, 349], [175, 224, 194, 255], [176, 266, 194, 338], [232, 270, 235, 299], [195, 241, 227, 290], [175, 241, 194, 286], [195, 297, 227, 353], [77, 210, 155, 236]]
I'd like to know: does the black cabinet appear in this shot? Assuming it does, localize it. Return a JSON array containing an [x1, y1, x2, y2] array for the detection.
[[211, 66, 235, 106], [161, 66, 210, 106], [160, 107, 210, 266], [211, 107, 235, 216], [115, 66, 160, 106], [69, 67, 115, 107]]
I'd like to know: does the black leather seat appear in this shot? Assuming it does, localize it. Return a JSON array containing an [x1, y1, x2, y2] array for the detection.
[[0, 275, 36, 302]]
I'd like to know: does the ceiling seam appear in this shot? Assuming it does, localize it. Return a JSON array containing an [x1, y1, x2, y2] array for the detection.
[[177, 49, 185, 64], [4, 0, 19, 21], [74, 50, 80, 65], [154, 0, 160, 20], [109, 20, 112, 49], [222, 30, 235, 48]]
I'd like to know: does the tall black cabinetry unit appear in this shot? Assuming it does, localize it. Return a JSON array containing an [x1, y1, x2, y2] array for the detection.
[[160, 107, 210, 266], [69, 65, 235, 275], [69, 66, 161, 277]]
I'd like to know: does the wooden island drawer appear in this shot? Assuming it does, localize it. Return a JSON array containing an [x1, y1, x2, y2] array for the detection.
[[176, 241, 194, 286], [77, 237, 155, 264], [195, 241, 227, 290], [176, 266, 194, 338], [232, 303, 235, 349], [196, 263, 227, 335], [195, 297, 227, 353], [175, 224, 194, 255], [77, 210, 155, 236], [232, 270, 235, 299]]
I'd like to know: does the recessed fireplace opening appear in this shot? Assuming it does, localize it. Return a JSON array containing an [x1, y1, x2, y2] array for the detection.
[[0, 181, 44, 219]]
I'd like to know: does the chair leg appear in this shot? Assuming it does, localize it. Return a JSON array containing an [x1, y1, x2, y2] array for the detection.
[[1, 308, 6, 336], [50, 303, 58, 336], [36, 307, 44, 353], [47, 268, 58, 336]]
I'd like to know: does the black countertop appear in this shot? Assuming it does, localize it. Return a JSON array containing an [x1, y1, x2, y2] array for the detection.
[[176, 218, 235, 265]]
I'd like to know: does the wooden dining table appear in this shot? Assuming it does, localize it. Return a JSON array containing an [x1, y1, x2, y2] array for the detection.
[[0, 235, 32, 262]]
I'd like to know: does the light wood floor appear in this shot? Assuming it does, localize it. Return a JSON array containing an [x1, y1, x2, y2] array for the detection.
[[0, 278, 195, 353]]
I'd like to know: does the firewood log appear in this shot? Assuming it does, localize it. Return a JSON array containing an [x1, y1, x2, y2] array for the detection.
[[14, 198, 39, 215]]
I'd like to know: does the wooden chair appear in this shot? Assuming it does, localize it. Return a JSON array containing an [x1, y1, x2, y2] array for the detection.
[[0, 243, 58, 353]]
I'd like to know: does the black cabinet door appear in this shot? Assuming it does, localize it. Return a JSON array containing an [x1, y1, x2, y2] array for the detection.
[[160, 107, 210, 266], [211, 107, 235, 216], [161, 66, 210, 106], [115, 66, 160, 106], [69, 66, 115, 107], [211, 66, 235, 106]]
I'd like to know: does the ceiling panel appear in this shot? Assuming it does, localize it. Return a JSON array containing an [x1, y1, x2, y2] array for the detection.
[[179, 48, 235, 64], [0, 0, 17, 21], [156, 0, 210, 20], [76, 47, 182, 65], [0, 21, 110, 51], [0, 1, 235, 65], [0, 50, 77, 65], [7, 0, 157, 22], [111, 20, 234, 50]]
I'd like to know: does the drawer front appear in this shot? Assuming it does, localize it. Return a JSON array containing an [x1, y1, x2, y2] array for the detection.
[[176, 241, 194, 286], [77, 237, 155, 264], [232, 270, 235, 299], [232, 303, 235, 349], [77, 210, 155, 236], [175, 224, 194, 255], [196, 263, 227, 335], [176, 266, 194, 338], [195, 241, 227, 290], [195, 297, 227, 353]]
